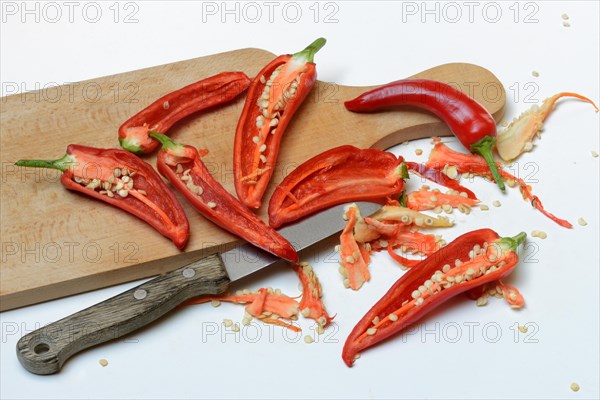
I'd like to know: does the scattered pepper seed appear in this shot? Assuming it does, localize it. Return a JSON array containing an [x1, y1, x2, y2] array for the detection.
[[563, 21, 571, 27], [592, 150, 599, 158], [532, 71, 540, 77], [531, 230, 548, 239], [479, 204, 489, 211], [232, 323, 240, 332], [415, 149, 423, 156], [518, 325, 528, 333], [99, 359, 108, 367], [476, 296, 488, 307], [492, 200, 501, 207], [561, 13, 569, 20], [445, 165, 458, 179], [570, 383, 580, 392], [223, 319, 233, 327], [500, 120, 508, 127], [304, 335, 314, 344], [577, 217, 588, 226], [211, 300, 221, 308]]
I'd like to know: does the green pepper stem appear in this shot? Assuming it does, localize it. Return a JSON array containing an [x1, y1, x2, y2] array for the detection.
[[15, 153, 75, 172], [470, 136, 505, 191], [498, 232, 527, 252], [399, 191, 407, 207], [119, 137, 144, 154], [149, 132, 180, 150], [292, 37, 327, 63]]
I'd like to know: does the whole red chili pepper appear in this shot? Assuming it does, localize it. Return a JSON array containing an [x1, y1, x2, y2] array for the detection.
[[15, 145, 190, 249], [268, 145, 407, 229], [149, 133, 298, 262], [342, 228, 526, 366], [119, 72, 251, 154], [345, 79, 506, 190], [234, 38, 326, 209]]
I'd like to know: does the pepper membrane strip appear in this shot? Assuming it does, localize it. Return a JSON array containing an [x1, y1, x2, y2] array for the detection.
[[427, 142, 572, 228], [234, 38, 326, 209], [183, 287, 301, 332], [497, 92, 598, 161], [15, 145, 190, 249], [294, 262, 334, 328], [150, 133, 298, 262], [268, 145, 407, 228], [406, 161, 477, 199], [342, 229, 526, 366], [119, 72, 251, 154]]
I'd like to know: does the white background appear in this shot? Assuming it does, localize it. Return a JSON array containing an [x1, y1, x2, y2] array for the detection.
[[1, 1, 599, 399]]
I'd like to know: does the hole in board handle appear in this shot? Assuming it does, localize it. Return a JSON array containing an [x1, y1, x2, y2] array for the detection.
[[34, 343, 50, 355]]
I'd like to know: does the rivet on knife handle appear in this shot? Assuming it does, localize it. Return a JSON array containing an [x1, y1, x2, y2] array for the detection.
[[16, 254, 230, 375]]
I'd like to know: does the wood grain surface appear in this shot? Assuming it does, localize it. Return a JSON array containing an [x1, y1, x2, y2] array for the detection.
[[0, 48, 505, 311]]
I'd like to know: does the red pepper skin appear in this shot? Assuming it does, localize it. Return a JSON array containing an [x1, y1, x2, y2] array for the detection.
[[342, 229, 524, 366], [151, 133, 298, 262], [234, 38, 326, 209], [16, 145, 190, 249], [345, 79, 506, 190], [268, 145, 406, 229], [119, 72, 251, 154]]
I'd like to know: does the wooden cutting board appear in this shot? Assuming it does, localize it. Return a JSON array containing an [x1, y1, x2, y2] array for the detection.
[[0, 48, 505, 311]]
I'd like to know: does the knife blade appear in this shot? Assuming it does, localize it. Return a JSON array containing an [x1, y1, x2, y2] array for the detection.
[[16, 202, 380, 375]]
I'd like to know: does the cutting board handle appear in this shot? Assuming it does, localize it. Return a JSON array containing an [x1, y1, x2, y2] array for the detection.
[[16, 254, 230, 375]]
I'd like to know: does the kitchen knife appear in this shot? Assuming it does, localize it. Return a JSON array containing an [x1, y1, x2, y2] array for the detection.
[[16, 202, 380, 375]]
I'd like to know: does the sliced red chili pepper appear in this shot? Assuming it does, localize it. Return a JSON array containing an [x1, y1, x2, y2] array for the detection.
[[345, 79, 506, 190], [405, 161, 477, 199], [234, 38, 326, 209], [268, 145, 407, 228], [119, 72, 251, 154], [342, 228, 526, 366], [15, 145, 190, 249], [294, 262, 334, 330], [150, 133, 298, 262], [183, 287, 301, 332], [427, 141, 572, 228], [406, 188, 479, 211], [338, 205, 372, 290]]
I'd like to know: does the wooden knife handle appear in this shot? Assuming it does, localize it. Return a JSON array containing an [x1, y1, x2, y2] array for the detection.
[[16, 254, 230, 375]]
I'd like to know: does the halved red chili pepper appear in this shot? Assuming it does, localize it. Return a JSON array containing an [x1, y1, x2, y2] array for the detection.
[[150, 133, 298, 262], [268, 145, 407, 229], [234, 38, 326, 209], [15, 145, 190, 249], [345, 79, 506, 190], [342, 228, 526, 366], [119, 72, 251, 154]]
